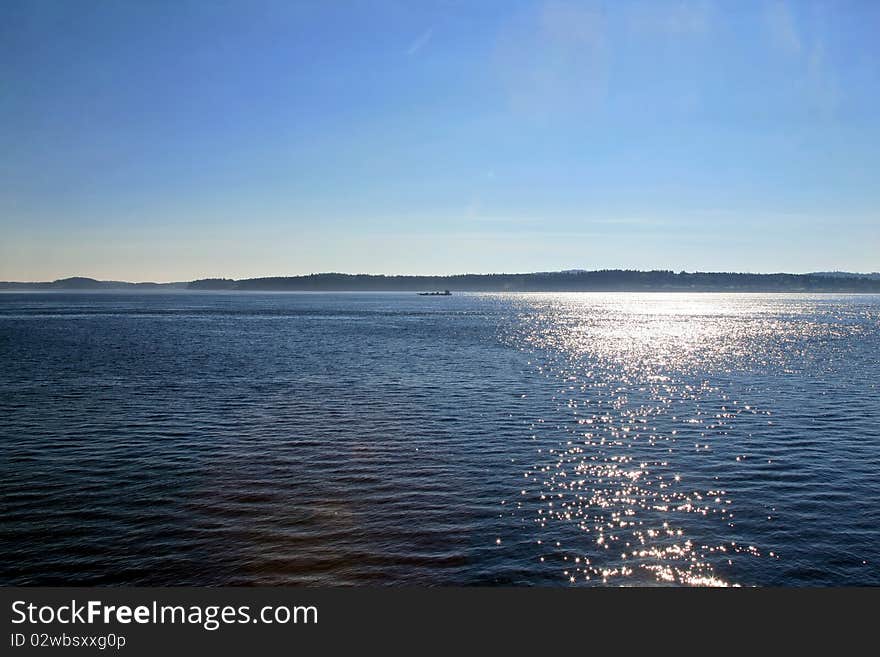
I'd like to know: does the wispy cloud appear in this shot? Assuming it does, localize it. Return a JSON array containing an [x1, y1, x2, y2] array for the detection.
[[765, 0, 801, 55], [764, 1, 840, 115], [493, 1, 607, 116], [805, 39, 840, 115], [624, 0, 713, 36], [406, 27, 433, 56]]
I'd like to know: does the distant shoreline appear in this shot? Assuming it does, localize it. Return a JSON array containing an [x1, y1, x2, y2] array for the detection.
[[3, 270, 880, 293]]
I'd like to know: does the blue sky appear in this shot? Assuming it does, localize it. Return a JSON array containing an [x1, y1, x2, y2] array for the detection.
[[1, 0, 878, 281]]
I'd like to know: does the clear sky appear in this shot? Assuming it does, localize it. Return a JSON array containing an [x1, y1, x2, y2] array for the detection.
[[1, 0, 878, 281]]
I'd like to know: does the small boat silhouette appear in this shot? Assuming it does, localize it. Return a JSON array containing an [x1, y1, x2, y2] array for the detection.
[[418, 290, 451, 296]]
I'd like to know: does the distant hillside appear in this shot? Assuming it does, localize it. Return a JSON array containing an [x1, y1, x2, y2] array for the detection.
[[188, 270, 880, 292], [0, 277, 187, 290], [810, 271, 880, 281], [5, 271, 880, 293]]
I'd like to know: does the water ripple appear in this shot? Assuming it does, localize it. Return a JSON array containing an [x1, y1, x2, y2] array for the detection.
[[2, 292, 879, 585]]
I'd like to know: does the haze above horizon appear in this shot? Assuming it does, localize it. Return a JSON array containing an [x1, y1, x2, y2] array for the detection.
[[2, 1, 878, 282]]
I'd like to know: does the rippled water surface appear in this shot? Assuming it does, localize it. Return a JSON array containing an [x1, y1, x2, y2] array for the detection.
[[2, 292, 879, 586]]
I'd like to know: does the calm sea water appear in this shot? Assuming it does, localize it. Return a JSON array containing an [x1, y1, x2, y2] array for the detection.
[[1, 292, 879, 586]]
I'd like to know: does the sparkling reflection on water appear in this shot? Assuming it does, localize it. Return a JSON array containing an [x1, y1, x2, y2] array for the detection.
[[498, 293, 880, 586], [1, 292, 879, 586]]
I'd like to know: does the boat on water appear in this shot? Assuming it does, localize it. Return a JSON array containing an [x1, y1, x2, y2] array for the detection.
[[418, 290, 452, 296]]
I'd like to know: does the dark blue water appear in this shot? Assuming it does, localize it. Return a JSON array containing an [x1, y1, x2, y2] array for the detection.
[[1, 292, 878, 586]]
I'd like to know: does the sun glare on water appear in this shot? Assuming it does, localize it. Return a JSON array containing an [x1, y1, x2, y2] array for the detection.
[[493, 293, 819, 586]]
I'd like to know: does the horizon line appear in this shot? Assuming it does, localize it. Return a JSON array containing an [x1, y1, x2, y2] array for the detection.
[[3, 268, 880, 286]]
